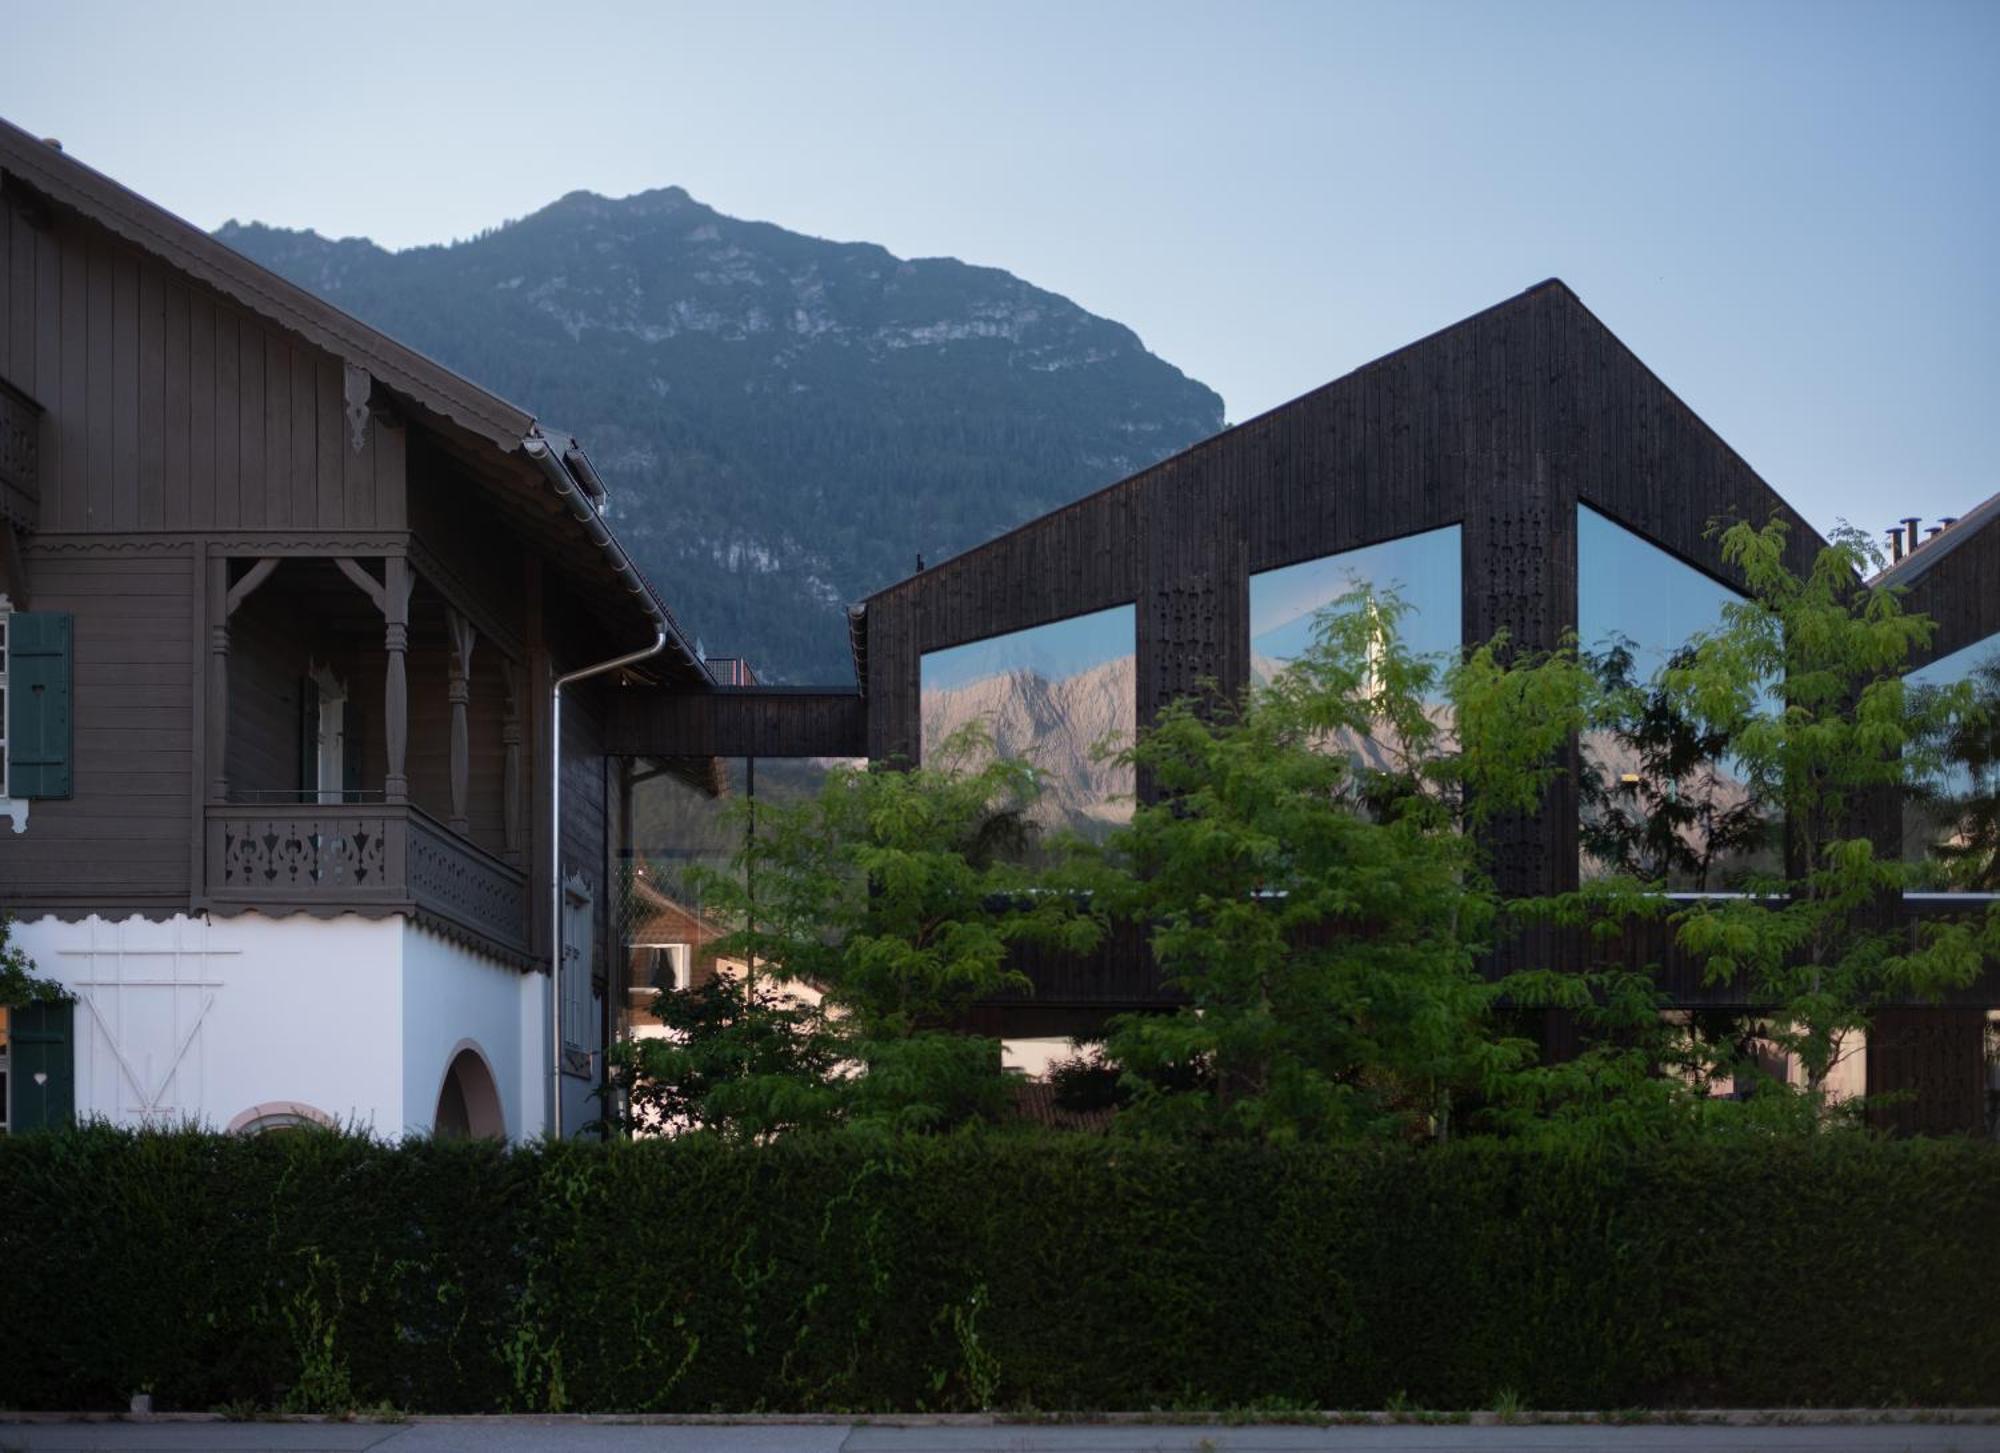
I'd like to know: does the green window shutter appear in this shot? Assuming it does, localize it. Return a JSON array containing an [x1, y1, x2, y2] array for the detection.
[[7, 611, 72, 800], [10, 1000, 75, 1132]]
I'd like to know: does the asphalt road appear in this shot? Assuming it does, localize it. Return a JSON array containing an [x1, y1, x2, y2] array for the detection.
[[4, 1420, 1999, 1453]]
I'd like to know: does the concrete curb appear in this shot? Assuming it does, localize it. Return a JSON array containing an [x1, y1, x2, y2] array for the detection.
[[4, 1410, 2000, 1427]]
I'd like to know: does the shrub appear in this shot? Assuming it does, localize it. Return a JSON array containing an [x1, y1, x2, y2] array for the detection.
[[2, 1129, 1995, 1412]]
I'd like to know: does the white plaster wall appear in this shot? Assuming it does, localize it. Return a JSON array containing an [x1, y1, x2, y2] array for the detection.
[[399, 924, 539, 1142], [8, 913, 402, 1135]]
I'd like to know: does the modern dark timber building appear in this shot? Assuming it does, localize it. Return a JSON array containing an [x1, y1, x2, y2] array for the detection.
[[829, 280, 2000, 1133]]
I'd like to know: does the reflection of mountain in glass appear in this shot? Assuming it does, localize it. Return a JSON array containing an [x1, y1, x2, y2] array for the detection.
[[921, 656, 1135, 840], [920, 606, 1136, 841]]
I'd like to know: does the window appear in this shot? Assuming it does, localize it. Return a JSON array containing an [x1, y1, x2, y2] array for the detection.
[[629, 942, 691, 998], [1576, 504, 1768, 888], [1904, 630, 2000, 891], [0, 605, 72, 824], [559, 873, 596, 1073], [1249, 525, 1463, 684], [920, 604, 1137, 841]]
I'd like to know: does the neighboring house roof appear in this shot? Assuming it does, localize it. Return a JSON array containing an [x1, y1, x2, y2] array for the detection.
[[0, 116, 708, 678], [1008, 1079, 1115, 1134], [1870, 489, 2000, 589]]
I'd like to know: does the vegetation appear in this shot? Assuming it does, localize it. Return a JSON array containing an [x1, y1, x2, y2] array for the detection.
[[1, 1128, 1993, 1412], [0, 914, 66, 1007], [610, 728, 1096, 1137], [1566, 521, 1999, 1103], [613, 521, 1997, 1144]]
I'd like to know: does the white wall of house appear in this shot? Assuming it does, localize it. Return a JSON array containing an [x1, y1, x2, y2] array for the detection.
[[10, 912, 551, 1142], [10, 912, 402, 1134], [400, 924, 543, 1142]]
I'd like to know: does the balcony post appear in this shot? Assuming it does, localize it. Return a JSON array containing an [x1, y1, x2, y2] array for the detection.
[[447, 607, 476, 835], [502, 659, 523, 864], [206, 555, 230, 801], [383, 556, 412, 804]]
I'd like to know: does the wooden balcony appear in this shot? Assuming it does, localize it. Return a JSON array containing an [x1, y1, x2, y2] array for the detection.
[[204, 802, 530, 961]]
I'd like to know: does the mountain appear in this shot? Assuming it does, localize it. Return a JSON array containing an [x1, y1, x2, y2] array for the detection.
[[217, 191, 1224, 680], [920, 656, 1136, 839]]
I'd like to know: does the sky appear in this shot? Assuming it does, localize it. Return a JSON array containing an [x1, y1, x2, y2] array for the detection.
[[4, 0, 1996, 543]]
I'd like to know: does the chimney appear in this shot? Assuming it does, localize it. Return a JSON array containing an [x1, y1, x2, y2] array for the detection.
[[1902, 517, 1922, 555], [1888, 526, 1906, 563]]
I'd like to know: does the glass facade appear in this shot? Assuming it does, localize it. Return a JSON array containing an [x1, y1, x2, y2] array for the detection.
[[1248, 525, 1462, 685], [1576, 504, 1768, 888], [920, 604, 1137, 841], [1904, 630, 2000, 891], [614, 754, 860, 1049], [1577, 505, 1745, 675]]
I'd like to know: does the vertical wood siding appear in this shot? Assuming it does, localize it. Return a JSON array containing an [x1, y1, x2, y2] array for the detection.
[[0, 546, 194, 907], [0, 198, 402, 536]]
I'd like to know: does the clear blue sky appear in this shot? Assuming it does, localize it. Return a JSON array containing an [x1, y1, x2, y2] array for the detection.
[[5, 0, 1995, 542]]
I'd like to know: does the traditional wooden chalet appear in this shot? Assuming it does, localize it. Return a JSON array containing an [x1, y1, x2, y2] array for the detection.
[[0, 118, 712, 1139]]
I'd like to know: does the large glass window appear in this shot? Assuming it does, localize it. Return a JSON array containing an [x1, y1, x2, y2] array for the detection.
[[920, 604, 1136, 841], [1904, 630, 2000, 891], [1576, 504, 1768, 888], [1578, 505, 1744, 677], [1249, 526, 1462, 685]]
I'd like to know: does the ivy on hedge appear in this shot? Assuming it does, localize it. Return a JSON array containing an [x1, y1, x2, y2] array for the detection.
[[1, 1128, 1994, 1413]]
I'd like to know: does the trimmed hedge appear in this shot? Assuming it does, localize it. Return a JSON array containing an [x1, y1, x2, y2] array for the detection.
[[2, 1129, 1995, 1412]]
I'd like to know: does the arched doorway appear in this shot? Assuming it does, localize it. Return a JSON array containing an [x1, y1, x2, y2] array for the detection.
[[434, 1045, 505, 1140]]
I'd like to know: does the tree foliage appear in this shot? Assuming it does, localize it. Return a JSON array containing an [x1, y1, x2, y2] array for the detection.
[[617, 523, 1999, 1145]]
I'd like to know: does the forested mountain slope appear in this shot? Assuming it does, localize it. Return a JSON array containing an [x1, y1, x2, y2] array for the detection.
[[220, 190, 1223, 679]]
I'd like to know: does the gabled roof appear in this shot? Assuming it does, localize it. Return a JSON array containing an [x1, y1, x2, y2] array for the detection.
[[1870, 489, 2000, 589], [0, 116, 707, 678]]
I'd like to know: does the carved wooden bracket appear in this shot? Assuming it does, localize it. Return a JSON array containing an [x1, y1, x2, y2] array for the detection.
[[223, 557, 280, 617], [334, 555, 387, 614], [343, 363, 372, 453]]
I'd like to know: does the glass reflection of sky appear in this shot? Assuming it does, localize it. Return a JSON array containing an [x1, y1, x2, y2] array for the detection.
[[1577, 504, 1743, 671], [1906, 631, 2000, 692], [920, 603, 1136, 694], [1249, 525, 1462, 668]]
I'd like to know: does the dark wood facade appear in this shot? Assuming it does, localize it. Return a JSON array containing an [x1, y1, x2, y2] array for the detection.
[[0, 120, 709, 1002], [842, 279, 1997, 1128]]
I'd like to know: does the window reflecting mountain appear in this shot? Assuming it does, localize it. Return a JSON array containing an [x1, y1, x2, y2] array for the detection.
[[920, 605, 1136, 840]]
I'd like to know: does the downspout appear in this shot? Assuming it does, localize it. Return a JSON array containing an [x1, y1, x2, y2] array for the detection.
[[526, 433, 675, 1139], [547, 625, 664, 1138]]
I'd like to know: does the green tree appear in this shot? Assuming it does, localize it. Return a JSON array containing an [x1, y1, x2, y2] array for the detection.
[[622, 727, 1087, 1136], [0, 915, 66, 1008], [1052, 589, 1602, 1143], [1585, 520, 2000, 1105], [607, 972, 839, 1140]]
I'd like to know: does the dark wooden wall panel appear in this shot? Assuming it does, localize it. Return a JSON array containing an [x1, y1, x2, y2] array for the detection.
[[0, 195, 399, 538], [1898, 510, 2000, 668], [0, 548, 194, 907], [606, 688, 867, 760]]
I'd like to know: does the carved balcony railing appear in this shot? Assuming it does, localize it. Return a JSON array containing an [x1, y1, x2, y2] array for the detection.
[[205, 802, 529, 959]]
